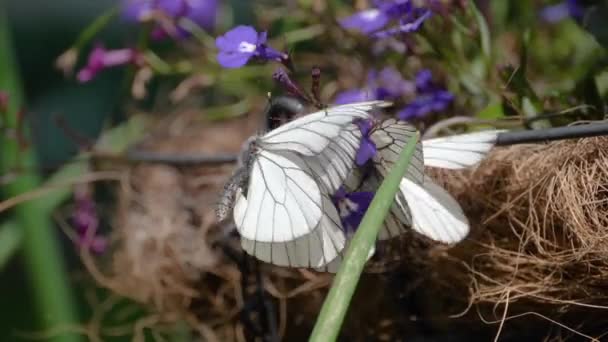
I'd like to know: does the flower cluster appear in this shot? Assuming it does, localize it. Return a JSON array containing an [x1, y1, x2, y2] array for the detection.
[[335, 68, 453, 121], [76, 44, 143, 83], [340, 0, 433, 38], [540, 0, 583, 23], [215, 26, 288, 68], [123, 0, 217, 39], [399, 69, 453, 120]]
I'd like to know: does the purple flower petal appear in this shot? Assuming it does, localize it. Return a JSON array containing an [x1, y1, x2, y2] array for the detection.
[[215, 26, 258, 68], [356, 138, 377, 166], [216, 25, 258, 50], [157, 0, 188, 17], [373, 9, 431, 38], [215, 26, 285, 68], [185, 0, 218, 31], [540, 0, 583, 23], [256, 44, 286, 62], [340, 8, 390, 34], [398, 90, 453, 120], [415, 69, 433, 92], [332, 188, 374, 234], [122, 0, 154, 21], [540, 3, 570, 22], [334, 89, 372, 104], [355, 119, 377, 166], [216, 51, 252, 68], [370, 67, 415, 99]]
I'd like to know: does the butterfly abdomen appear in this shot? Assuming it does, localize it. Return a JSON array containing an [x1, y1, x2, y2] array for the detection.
[[216, 167, 249, 223]]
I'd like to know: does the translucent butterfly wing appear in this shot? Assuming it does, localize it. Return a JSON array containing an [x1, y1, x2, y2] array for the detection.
[[259, 101, 391, 156], [399, 177, 469, 244], [370, 119, 425, 240], [422, 130, 503, 169], [233, 150, 323, 243], [298, 123, 363, 195], [240, 194, 346, 268]]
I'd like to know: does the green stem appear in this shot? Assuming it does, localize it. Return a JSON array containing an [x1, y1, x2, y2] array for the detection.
[[0, 222, 22, 270], [0, 10, 81, 342], [73, 7, 119, 50], [309, 133, 420, 342]]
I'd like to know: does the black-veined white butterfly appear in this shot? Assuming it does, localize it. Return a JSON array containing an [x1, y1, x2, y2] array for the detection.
[[217, 100, 502, 271], [217, 101, 391, 270], [319, 118, 502, 271]]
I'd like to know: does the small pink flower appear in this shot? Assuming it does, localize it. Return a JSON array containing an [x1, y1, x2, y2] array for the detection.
[[76, 44, 141, 83]]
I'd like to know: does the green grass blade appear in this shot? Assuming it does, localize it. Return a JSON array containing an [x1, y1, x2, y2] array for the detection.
[[309, 133, 419, 342], [0, 10, 81, 342], [0, 222, 22, 270]]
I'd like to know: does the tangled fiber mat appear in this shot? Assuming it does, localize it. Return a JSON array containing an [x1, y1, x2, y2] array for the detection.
[[84, 135, 608, 341]]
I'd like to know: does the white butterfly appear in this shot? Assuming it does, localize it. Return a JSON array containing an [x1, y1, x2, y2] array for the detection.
[[320, 119, 502, 272], [343, 118, 503, 245], [219, 100, 502, 271], [223, 101, 391, 270]]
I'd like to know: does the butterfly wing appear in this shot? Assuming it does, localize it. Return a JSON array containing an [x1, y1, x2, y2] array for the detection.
[[398, 177, 469, 244], [422, 130, 503, 169], [233, 150, 323, 243], [259, 101, 390, 155], [370, 119, 425, 240], [240, 194, 347, 268]]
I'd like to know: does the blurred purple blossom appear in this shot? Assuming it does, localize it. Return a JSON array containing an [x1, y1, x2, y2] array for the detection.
[[340, 0, 432, 38], [334, 67, 415, 105], [334, 89, 372, 104], [77, 44, 142, 83], [340, 8, 390, 34], [216, 26, 287, 68], [355, 119, 377, 166], [398, 90, 453, 120], [332, 187, 374, 234], [398, 69, 453, 120], [123, 0, 217, 38], [335, 68, 453, 121], [373, 9, 432, 38], [540, 0, 583, 23], [71, 187, 106, 254]]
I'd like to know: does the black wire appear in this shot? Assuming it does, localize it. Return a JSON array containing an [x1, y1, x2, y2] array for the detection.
[[125, 146, 238, 165], [496, 122, 608, 146]]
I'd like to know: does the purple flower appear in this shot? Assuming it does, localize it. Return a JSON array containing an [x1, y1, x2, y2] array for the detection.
[[397, 69, 453, 120], [76, 44, 141, 83], [373, 9, 432, 38], [340, 0, 432, 37], [398, 90, 453, 120], [369, 67, 415, 100], [334, 67, 414, 104], [414, 68, 433, 92], [215, 26, 287, 68], [540, 0, 583, 23], [340, 9, 390, 34], [71, 186, 106, 254], [355, 119, 377, 166], [332, 187, 375, 234], [334, 89, 373, 105], [123, 0, 217, 38]]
